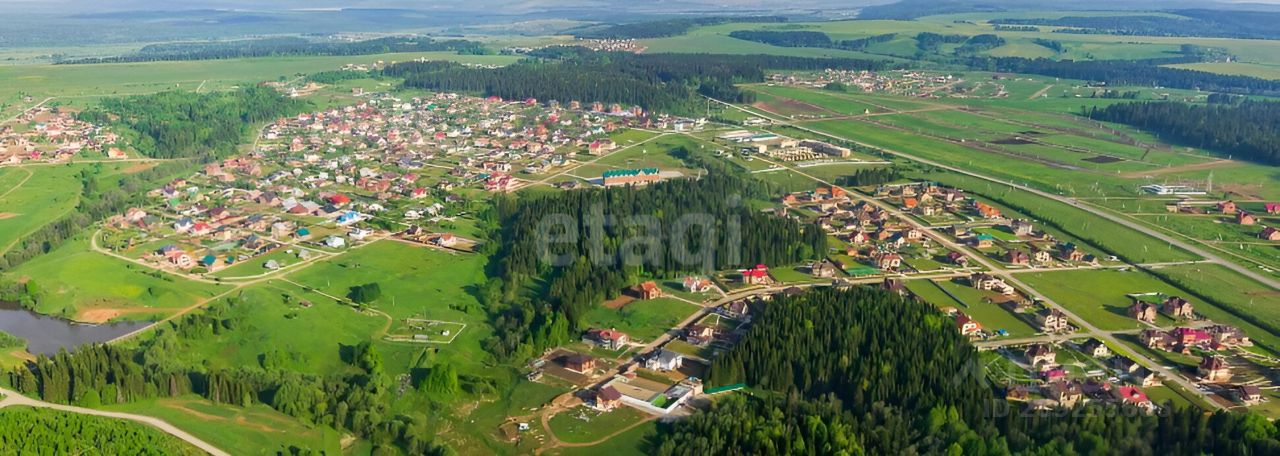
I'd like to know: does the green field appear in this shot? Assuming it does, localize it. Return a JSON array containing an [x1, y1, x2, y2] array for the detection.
[[1018, 269, 1185, 331], [548, 407, 648, 444], [583, 297, 700, 342], [9, 235, 228, 321], [0, 163, 146, 256], [933, 279, 1040, 336], [103, 396, 343, 454]]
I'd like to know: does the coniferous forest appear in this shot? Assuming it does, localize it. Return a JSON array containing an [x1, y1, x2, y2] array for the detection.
[[658, 287, 1280, 455], [481, 158, 826, 359], [0, 407, 202, 455], [1087, 100, 1280, 165], [385, 50, 894, 114]]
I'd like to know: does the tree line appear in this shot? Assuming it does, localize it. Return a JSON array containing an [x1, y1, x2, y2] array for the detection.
[[968, 57, 1280, 96], [479, 148, 826, 360], [384, 49, 893, 115], [573, 16, 786, 39], [666, 286, 1280, 455], [57, 36, 487, 64], [993, 10, 1280, 40], [728, 30, 897, 51], [1087, 100, 1280, 165]]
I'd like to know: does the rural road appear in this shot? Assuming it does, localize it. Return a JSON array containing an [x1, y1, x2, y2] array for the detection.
[[746, 142, 1225, 409], [709, 96, 1280, 291], [0, 386, 230, 456]]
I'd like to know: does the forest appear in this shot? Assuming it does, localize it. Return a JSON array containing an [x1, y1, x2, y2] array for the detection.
[[386, 50, 892, 114], [0, 407, 201, 455], [480, 149, 826, 359], [57, 36, 488, 64], [972, 57, 1280, 96], [728, 30, 897, 51], [573, 16, 786, 39], [670, 287, 1280, 455], [79, 87, 308, 160], [5, 297, 449, 455], [1087, 100, 1280, 165], [993, 10, 1280, 40]]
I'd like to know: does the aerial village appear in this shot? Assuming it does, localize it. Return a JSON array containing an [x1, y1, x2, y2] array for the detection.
[[80, 82, 1280, 430], [0, 103, 130, 164]]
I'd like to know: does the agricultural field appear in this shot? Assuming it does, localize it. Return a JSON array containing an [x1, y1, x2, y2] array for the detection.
[[1018, 269, 1184, 331]]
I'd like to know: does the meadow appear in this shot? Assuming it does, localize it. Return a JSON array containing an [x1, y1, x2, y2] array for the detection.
[[0, 162, 146, 256], [9, 235, 228, 322], [1018, 269, 1183, 332], [103, 396, 345, 455], [582, 297, 701, 342]]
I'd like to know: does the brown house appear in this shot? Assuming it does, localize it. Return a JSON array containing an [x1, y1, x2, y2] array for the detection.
[[1035, 309, 1071, 333], [1198, 355, 1232, 383], [1006, 250, 1030, 266], [1237, 211, 1258, 225], [632, 281, 661, 300], [594, 386, 623, 411], [1161, 296, 1194, 319], [564, 354, 596, 374], [1128, 302, 1157, 323]]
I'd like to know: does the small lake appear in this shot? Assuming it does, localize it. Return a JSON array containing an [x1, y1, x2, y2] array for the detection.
[[0, 302, 153, 356]]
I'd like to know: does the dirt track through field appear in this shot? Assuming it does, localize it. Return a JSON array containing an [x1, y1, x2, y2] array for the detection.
[[1119, 159, 1236, 178]]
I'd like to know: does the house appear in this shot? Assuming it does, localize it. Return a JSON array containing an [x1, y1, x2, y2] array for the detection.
[[1218, 200, 1238, 215], [1237, 211, 1257, 225], [324, 236, 346, 248], [1208, 325, 1250, 347], [1012, 219, 1035, 236], [1059, 243, 1086, 262], [632, 281, 661, 300], [584, 328, 630, 350], [1006, 250, 1030, 265], [721, 299, 751, 320], [1111, 386, 1154, 412], [164, 249, 195, 269], [971, 233, 995, 248], [1171, 327, 1211, 347], [1197, 355, 1231, 383], [1139, 329, 1174, 351], [974, 202, 1001, 219], [742, 264, 772, 285], [563, 354, 596, 373], [644, 349, 683, 372], [970, 273, 1015, 295], [685, 325, 717, 346], [956, 312, 982, 336], [1267, 203, 1280, 215], [1233, 385, 1265, 405], [1131, 367, 1160, 387], [1035, 309, 1071, 333], [1262, 227, 1280, 241], [593, 386, 623, 411], [946, 251, 969, 266], [810, 260, 840, 278], [1081, 339, 1110, 358], [1160, 296, 1194, 319], [1032, 248, 1053, 264], [882, 278, 908, 296], [1046, 381, 1084, 408], [1006, 385, 1030, 402], [682, 276, 714, 293], [876, 252, 903, 271], [1026, 344, 1056, 367], [432, 233, 459, 248], [1128, 302, 1157, 323]]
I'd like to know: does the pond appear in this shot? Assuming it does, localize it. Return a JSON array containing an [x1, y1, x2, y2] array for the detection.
[[0, 302, 152, 356]]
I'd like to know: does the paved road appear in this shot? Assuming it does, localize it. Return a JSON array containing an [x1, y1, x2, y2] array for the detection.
[[711, 97, 1280, 291], [0, 386, 229, 456]]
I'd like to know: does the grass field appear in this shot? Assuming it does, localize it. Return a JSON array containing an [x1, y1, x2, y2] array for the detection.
[[0, 163, 146, 255], [933, 279, 1040, 336], [1166, 62, 1280, 80], [0, 51, 520, 101], [548, 407, 649, 444], [548, 419, 658, 456], [1156, 263, 1280, 353], [1018, 269, 1185, 331], [582, 297, 700, 342], [9, 235, 228, 322], [103, 396, 343, 454]]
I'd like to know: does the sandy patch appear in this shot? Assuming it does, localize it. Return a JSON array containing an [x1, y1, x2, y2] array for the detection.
[[602, 295, 635, 310], [121, 162, 158, 174], [75, 307, 166, 324], [0, 213, 18, 220]]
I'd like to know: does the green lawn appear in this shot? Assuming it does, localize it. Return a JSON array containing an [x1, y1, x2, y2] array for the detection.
[[10, 235, 228, 321], [583, 297, 701, 342], [549, 420, 658, 456], [934, 279, 1040, 336], [548, 407, 649, 445], [1018, 269, 1182, 331], [0, 163, 143, 255]]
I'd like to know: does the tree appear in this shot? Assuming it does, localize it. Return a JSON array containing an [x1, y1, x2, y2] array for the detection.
[[349, 283, 383, 304]]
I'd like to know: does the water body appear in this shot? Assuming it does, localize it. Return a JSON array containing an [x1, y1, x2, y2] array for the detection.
[[0, 302, 152, 356]]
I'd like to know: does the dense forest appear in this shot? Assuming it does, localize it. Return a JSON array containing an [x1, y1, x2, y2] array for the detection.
[[915, 32, 968, 52], [728, 30, 897, 51], [994, 10, 1280, 40], [480, 147, 826, 359], [57, 36, 487, 64], [573, 16, 786, 39], [0, 407, 202, 455], [385, 49, 892, 114], [662, 287, 1280, 455], [5, 297, 448, 455], [79, 87, 307, 160], [971, 57, 1280, 96], [1087, 100, 1280, 165]]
